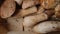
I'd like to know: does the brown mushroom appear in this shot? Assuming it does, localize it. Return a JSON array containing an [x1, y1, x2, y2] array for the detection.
[[22, 0, 39, 9], [40, 0, 59, 9], [55, 4, 60, 18], [1, 0, 16, 18]]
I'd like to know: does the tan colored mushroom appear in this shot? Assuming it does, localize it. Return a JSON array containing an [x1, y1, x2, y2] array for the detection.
[[23, 13, 48, 27], [40, 0, 59, 9], [22, 0, 39, 9], [55, 4, 60, 18], [7, 17, 24, 31], [15, 6, 37, 17], [33, 21, 60, 34], [1, 0, 16, 18]]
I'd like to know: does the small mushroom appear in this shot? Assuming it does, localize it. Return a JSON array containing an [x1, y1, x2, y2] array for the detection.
[[55, 4, 60, 18], [1, 0, 16, 18], [40, 0, 59, 9], [22, 0, 39, 9]]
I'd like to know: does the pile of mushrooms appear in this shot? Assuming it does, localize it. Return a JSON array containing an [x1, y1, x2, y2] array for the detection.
[[0, 0, 60, 34]]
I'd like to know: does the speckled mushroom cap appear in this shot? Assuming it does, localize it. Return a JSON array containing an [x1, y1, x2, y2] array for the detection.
[[40, 0, 59, 9], [1, 0, 16, 18]]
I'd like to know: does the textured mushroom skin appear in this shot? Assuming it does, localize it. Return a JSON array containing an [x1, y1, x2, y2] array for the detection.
[[33, 21, 60, 33], [23, 13, 48, 27], [1, 0, 16, 18]]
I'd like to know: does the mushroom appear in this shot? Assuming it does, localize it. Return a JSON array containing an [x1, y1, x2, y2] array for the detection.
[[1, 0, 16, 18]]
